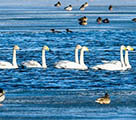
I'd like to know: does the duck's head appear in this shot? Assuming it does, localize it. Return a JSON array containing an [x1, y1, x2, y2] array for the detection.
[[50, 29, 55, 32], [109, 5, 112, 10], [97, 17, 102, 23], [85, 2, 88, 5], [58, 1, 61, 4], [105, 93, 109, 98], [83, 16, 87, 20], [103, 18, 109, 23], [66, 28, 69, 32]]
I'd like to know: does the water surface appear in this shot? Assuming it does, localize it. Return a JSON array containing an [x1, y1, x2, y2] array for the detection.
[[0, 6, 136, 120]]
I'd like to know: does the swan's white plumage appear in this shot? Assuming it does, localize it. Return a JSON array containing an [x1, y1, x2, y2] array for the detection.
[[91, 45, 127, 71], [101, 60, 122, 68], [55, 45, 89, 70], [92, 63, 125, 71], [55, 45, 82, 69], [102, 60, 120, 65], [101, 46, 134, 70], [0, 45, 20, 69], [55, 60, 88, 70], [22, 46, 49, 68], [55, 60, 83, 69], [125, 46, 134, 69], [22, 60, 41, 68], [0, 61, 13, 67]]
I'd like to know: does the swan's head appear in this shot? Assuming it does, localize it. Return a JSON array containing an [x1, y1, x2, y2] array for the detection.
[[82, 46, 89, 52], [42, 46, 49, 51], [127, 46, 134, 51], [121, 45, 127, 50], [14, 45, 20, 50], [76, 45, 82, 50]]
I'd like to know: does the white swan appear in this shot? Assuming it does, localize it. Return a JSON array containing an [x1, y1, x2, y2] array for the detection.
[[22, 46, 49, 68], [55, 46, 89, 70], [0, 45, 20, 69], [55, 45, 81, 68], [101, 45, 126, 66], [125, 46, 134, 69], [91, 45, 127, 71], [101, 45, 134, 69], [77, 46, 89, 70]]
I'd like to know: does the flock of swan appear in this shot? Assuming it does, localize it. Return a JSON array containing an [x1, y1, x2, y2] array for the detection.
[[0, 45, 134, 71], [92, 45, 134, 71]]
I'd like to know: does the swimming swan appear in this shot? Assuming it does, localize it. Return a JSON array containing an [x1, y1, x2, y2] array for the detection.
[[102, 45, 134, 69], [55, 45, 81, 69], [55, 46, 89, 70], [22, 46, 49, 68], [0, 45, 20, 69], [125, 46, 134, 69], [91, 45, 127, 71]]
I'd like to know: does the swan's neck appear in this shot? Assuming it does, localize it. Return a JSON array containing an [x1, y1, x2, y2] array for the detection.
[[80, 49, 85, 65], [120, 48, 125, 67], [125, 50, 130, 67], [12, 49, 18, 67], [75, 48, 79, 64], [42, 49, 47, 68]]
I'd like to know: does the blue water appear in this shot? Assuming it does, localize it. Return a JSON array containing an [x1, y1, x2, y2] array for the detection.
[[0, 6, 136, 119]]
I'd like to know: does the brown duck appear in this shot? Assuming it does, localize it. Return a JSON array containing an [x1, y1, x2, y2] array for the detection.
[[95, 93, 111, 104]]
